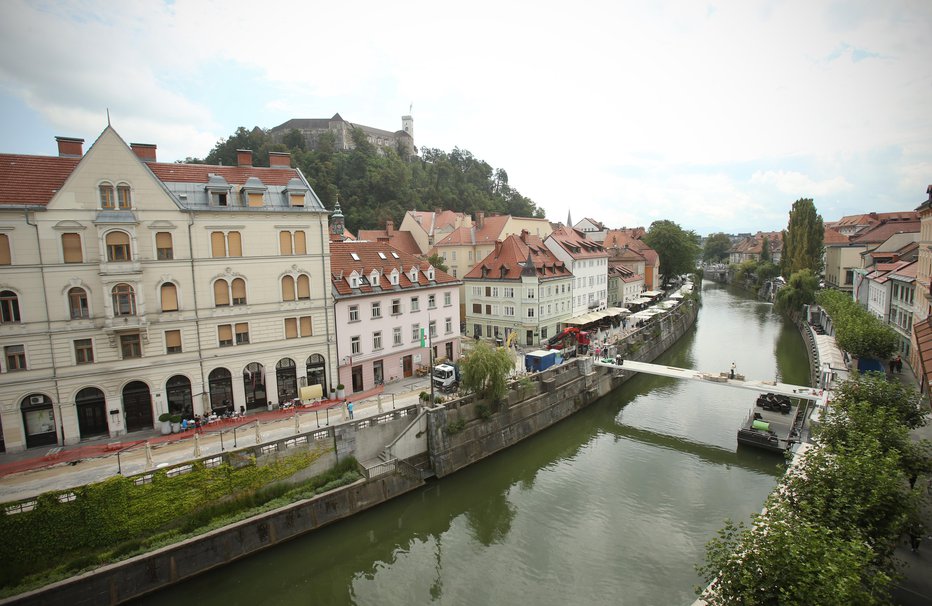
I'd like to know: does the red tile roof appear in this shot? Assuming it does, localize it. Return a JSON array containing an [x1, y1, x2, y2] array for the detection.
[[464, 232, 570, 281], [547, 226, 608, 259], [823, 227, 849, 245], [329, 241, 459, 297], [0, 154, 81, 206], [356, 228, 422, 256], [849, 218, 920, 244], [147, 162, 300, 186]]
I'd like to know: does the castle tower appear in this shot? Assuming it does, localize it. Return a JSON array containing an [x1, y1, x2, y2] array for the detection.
[[402, 114, 414, 139]]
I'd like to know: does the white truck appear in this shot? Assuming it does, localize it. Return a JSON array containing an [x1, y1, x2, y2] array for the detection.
[[432, 363, 459, 393]]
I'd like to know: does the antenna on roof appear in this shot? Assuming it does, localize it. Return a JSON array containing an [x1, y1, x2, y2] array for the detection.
[[106, 108, 111, 126], [409, 102, 413, 114]]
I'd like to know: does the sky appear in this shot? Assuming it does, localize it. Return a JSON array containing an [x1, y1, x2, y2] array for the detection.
[[1, 0, 930, 236]]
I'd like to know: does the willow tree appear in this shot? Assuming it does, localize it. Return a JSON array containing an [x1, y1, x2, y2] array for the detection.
[[781, 198, 824, 277], [459, 341, 514, 402]]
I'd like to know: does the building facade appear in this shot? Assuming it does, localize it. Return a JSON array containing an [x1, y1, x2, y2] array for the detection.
[[544, 226, 609, 316], [0, 127, 335, 452], [270, 113, 415, 157]]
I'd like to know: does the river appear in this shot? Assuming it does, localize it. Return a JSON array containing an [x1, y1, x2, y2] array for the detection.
[[134, 282, 809, 606]]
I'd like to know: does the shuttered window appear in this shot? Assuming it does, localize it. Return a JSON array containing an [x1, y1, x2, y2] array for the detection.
[[294, 231, 307, 254], [290, 193, 304, 207], [165, 330, 182, 353], [161, 283, 178, 311], [279, 231, 292, 255], [228, 232, 242, 257], [213, 280, 230, 306], [248, 192, 264, 207], [231, 278, 246, 305], [284, 318, 298, 339], [297, 274, 310, 300], [155, 232, 173, 260], [235, 323, 249, 344], [281, 276, 295, 301], [218, 324, 233, 346], [211, 232, 226, 257], [300, 316, 312, 337], [0, 234, 9, 265], [62, 233, 82, 263], [106, 231, 131, 261]]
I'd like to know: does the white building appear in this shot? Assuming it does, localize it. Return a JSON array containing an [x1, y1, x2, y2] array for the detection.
[[544, 226, 609, 317]]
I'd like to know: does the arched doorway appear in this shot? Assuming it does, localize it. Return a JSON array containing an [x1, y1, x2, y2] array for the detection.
[[21, 394, 56, 448], [306, 354, 327, 393], [75, 387, 108, 438], [166, 375, 193, 417], [208, 368, 233, 414], [122, 381, 153, 432], [276, 358, 297, 403], [243, 362, 267, 410]]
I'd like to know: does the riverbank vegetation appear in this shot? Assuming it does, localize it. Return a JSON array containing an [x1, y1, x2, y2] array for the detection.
[[698, 374, 931, 605], [0, 453, 361, 598], [643, 220, 701, 286], [815, 289, 898, 360]]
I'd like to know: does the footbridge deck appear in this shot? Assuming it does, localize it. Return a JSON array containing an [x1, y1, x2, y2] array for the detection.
[[594, 359, 825, 402]]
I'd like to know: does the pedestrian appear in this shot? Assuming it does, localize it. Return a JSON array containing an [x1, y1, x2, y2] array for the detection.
[[347, 401, 354, 419], [889, 358, 897, 374], [895, 355, 903, 374], [910, 530, 922, 553], [730, 362, 736, 379]]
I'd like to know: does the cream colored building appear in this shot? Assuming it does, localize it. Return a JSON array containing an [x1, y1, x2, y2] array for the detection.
[[0, 127, 335, 452]]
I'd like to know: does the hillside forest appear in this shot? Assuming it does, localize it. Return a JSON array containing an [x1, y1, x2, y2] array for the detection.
[[185, 126, 546, 232]]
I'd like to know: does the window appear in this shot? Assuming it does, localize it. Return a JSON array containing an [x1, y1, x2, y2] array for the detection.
[[99, 183, 115, 209], [392, 299, 402, 315], [527, 289, 535, 299], [472, 303, 481, 314], [210, 231, 242, 257], [393, 327, 402, 346], [284, 317, 313, 338], [444, 292, 451, 306], [504, 305, 515, 317], [5, 345, 26, 370], [106, 231, 131, 261], [279, 231, 293, 255], [235, 323, 249, 344], [156, 232, 173, 260], [472, 286, 482, 296], [373, 331, 382, 350], [300, 316, 312, 336], [165, 330, 182, 354], [214, 280, 230, 306], [351, 336, 361, 355], [0, 233, 10, 265], [62, 233, 82, 263], [74, 338, 94, 364], [160, 283, 178, 312], [527, 307, 535, 318], [349, 305, 359, 322], [281, 276, 295, 301], [371, 301, 381, 319], [116, 183, 131, 209], [411, 324, 420, 342], [231, 278, 246, 305], [445, 317, 452, 334], [120, 334, 142, 359], [111, 283, 136, 316], [279, 231, 307, 255], [428, 294, 436, 309], [1, 290, 21, 323], [68, 287, 89, 319], [411, 297, 420, 312], [297, 275, 310, 300], [429, 320, 437, 338], [218, 324, 233, 347]]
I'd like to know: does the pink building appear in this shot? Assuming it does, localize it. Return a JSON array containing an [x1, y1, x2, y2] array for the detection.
[[331, 241, 461, 395]]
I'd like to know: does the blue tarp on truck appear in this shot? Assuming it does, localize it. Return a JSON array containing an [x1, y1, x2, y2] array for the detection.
[[525, 349, 557, 372], [857, 358, 885, 374]]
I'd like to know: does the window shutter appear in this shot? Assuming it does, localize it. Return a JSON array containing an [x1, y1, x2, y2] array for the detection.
[[279, 231, 292, 255], [248, 192, 264, 207], [228, 232, 242, 257], [161, 283, 178, 311], [211, 232, 226, 257], [284, 318, 298, 338], [213, 280, 230, 306], [281, 276, 296, 301], [297, 275, 310, 299], [0, 234, 9, 265], [231, 278, 246, 301], [165, 330, 182, 348], [294, 231, 307, 254], [300, 316, 312, 336], [62, 233, 82, 263], [156, 231, 172, 250], [218, 324, 232, 341], [290, 193, 304, 207], [107, 231, 130, 247], [235, 323, 248, 337]]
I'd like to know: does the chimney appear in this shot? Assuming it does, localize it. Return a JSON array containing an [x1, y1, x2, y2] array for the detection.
[[476, 211, 485, 229], [386, 220, 394, 234], [130, 143, 157, 162], [434, 207, 442, 215], [494, 240, 502, 255], [55, 136, 84, 157], [236, 149, 253, 167], [520, 229, 530, 243], [268, 151, 291, 168]]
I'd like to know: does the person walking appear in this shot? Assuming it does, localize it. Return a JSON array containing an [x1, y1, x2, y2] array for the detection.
[[347, 401, 354, 419], [895, 355, 903, 374], [730, 362, 736, 379]]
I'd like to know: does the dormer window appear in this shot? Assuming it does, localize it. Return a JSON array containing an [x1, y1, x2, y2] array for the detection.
[[370, 270, 380, 286], [409, 267, 419, 282], [284, 177, 308, 207], [242, 176, 267, 207], [350, 275, 360, 288], [206, 174, 232, 207], [390, 269, 399, 285], [427, 267, 435, 281]]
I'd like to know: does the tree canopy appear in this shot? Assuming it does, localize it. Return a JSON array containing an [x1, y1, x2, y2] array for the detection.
[[774, 269, 819, 315], [702, 233, 732, 263], [816, 289, 899, 360], [188, 126, 545, 232], [459, 341, 514, 402], [642, 220, 701, 285], [781, 198, 824, 277]]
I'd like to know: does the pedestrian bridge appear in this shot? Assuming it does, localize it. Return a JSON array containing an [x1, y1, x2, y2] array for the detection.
[[593, 359, 826, 402]]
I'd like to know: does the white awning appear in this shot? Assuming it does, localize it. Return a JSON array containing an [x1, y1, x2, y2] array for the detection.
[[642, 290, 664, 297]]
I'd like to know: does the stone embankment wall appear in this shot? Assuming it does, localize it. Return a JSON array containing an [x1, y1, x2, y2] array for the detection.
[[427, 300, 699, 478]]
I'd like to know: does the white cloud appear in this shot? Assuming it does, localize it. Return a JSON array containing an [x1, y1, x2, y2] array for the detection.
[[750, 170, 854, 197]]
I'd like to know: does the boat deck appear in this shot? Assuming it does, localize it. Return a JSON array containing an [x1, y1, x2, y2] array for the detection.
[[738, 395, 807, 453]]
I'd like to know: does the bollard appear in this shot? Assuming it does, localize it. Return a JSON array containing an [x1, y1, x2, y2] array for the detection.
[[294, 411, 300, 434], [377, 393, 383, 413], [255, 421, 262, 444], [194, 433, 202, 458], [145, 441, 154, 469]]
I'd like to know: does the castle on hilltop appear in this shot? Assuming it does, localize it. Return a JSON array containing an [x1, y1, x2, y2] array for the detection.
[[270, 113, 414, 156]]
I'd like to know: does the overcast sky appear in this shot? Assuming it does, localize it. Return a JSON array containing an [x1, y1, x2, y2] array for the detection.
[[1, 0, 930, 236]]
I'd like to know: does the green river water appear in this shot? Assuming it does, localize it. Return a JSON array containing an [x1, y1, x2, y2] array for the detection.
[[134, 281, 809, 606]]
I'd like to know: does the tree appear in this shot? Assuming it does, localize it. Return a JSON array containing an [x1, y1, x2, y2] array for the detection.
[[816, 290, 899, 360], [781, 198, 824, 277], [830, 372, 927, 430], [642, 220, 701, 285], [459, 341, 514, 402], [702, 233, 732, 263], [774, 269, 819, 315], [759, 236, 771, 263], [426, 253, 449, 273]]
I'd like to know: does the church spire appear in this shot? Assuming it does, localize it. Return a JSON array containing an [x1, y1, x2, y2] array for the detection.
[[567, 209, 573, 228], [330, 195, 345, 238]]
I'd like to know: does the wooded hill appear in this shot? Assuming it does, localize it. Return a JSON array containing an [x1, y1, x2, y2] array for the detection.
[[185, 126, 545, 232]]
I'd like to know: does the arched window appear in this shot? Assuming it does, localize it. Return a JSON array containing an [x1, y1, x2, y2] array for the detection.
[[297, 274, 310, 300], [208, 367, 233, 413], [281, 275, 296, 301], [105, 231, 131, 261], [160, 283, 178, 312], [68, 287, 89, 319], [231, 278, 246, 305], [0, 290, 20, 323], [116, 183, 131, 209], [213, 279, 230, 306], [99, 182, 115, 209], [111, 283, 136, 316], [0, 233, 9, 265], [61, 233, 83, 263]]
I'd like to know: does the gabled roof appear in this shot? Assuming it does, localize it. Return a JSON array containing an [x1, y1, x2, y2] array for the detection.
[[356, 228, 422, 256], [547, 226, 608, 259], [464, 232, 571, 281], [849, 217, 920, 245], [147, 163, 300, 187], [329, 241, 459, 297], [433, 214, 511, 247], [434, 226, 475, 247], [407, 209, 470, 236], [823, 226, 849, 245], [0, 154, 81, 206]]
